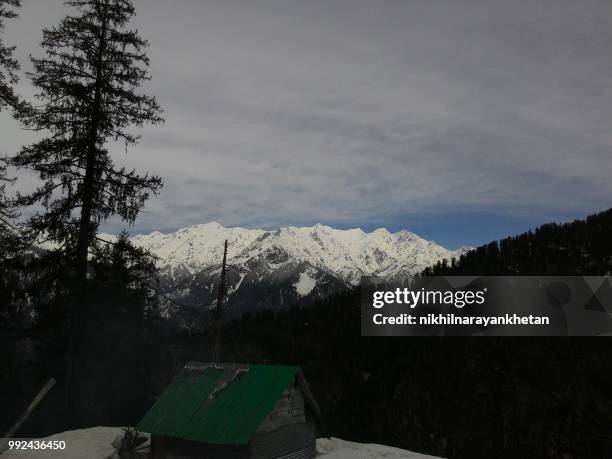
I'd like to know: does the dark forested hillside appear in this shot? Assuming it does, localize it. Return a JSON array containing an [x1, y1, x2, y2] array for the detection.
[[221, 209, 612, 458], [223, 289, 612, 459], [424, 208, 612, 276]]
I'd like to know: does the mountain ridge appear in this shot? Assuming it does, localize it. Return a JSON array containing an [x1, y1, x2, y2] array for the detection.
[[96, 222, 469, 316], [102, 222, 468, 283]]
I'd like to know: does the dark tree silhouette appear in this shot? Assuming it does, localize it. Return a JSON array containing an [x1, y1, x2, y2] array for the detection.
[[7, 0, 163, 428], [423, 208, 612, 277], [0, 0, 21, 256], [91, 230, 159, 316], [0, 164, 18, 257], [9, 0, 163, 288], [0, 0, 20, 110]]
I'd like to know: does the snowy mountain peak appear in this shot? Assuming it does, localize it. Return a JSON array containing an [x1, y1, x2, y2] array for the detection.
[[105, 222, 469, 316], [123, 222, 465, 285]]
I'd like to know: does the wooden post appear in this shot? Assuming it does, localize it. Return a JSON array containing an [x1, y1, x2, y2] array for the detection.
[[213, 240, 228, 362], [0, 378, 56, 452]]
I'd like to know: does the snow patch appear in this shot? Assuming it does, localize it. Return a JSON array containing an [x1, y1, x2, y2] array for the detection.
[[0, 428, 442, 459], [295, 271, 317, 296], [316, 437, 443, 459], [1, 427, 128, 459]]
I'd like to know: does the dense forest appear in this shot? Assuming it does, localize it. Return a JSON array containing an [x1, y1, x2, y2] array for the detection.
[[228, 292, 612, 459], [424, 208, 612, 276]]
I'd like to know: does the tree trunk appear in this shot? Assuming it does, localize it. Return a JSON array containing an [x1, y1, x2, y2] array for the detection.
[[67, 0, 109, 428], [75, 2, 109, 287]]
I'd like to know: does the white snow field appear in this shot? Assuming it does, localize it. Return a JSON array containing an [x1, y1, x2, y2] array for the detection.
[[294, 269, 318, 296], [0, 427, 127, 458], [1, 428, 443, 459], [317, 437, 443, 459]]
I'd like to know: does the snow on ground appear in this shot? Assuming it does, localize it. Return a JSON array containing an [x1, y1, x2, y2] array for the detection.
[[316, 437, 443, 459], [0, 428, 442, 459], [0, 427, 128, 459], [295, 269, 317, 296]]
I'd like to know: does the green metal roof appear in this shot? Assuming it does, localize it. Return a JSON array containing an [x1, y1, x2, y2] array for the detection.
[[136, 364, 300, 445]]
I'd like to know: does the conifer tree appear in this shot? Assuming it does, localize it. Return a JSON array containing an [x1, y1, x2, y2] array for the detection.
[[0, 165, 18, 256], [0, 0, 20, 256], [91, 230, 159, 316], [0, 0, 20, 110], [10, 0, 163, 288]]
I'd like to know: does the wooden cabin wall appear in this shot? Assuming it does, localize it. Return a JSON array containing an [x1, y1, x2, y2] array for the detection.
[[252, 381, 316, 459], [257, 385, 307, 434], [153, 435, 250, 459], [250, 422, 316, 459]]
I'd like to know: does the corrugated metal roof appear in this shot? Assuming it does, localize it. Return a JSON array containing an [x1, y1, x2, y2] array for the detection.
[[136, 364, 300, 445]]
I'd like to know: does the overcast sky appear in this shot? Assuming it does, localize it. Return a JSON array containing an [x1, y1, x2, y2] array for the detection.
[[1, 0, 610, 248]]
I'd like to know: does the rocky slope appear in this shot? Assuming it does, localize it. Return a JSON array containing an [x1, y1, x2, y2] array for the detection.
[[103, 222, 467, 316]]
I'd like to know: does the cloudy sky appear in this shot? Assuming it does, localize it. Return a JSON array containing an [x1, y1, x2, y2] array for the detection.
[[1, 0, 610, 248]]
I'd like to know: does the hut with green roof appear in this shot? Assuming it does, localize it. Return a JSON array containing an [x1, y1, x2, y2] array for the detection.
[[136, 362, 323, 459]]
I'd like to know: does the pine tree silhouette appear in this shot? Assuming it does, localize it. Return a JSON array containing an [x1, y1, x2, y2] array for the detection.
[[10, 0, 163, 288], [8, 0, 163, 427], [0, 0, 21, 256], [0, 0, 20, 110]]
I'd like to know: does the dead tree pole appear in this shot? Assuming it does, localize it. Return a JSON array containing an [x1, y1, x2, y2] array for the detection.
[[0, 378, 56, 452], [213, 240, 228, 362]]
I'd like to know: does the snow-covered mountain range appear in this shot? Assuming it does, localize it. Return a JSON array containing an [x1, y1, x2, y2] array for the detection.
[[120, 222, 465, 284], [103, 222, 468, 316]]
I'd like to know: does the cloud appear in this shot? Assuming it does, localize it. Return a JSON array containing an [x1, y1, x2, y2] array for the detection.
[[1, 0, 610, 242]]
